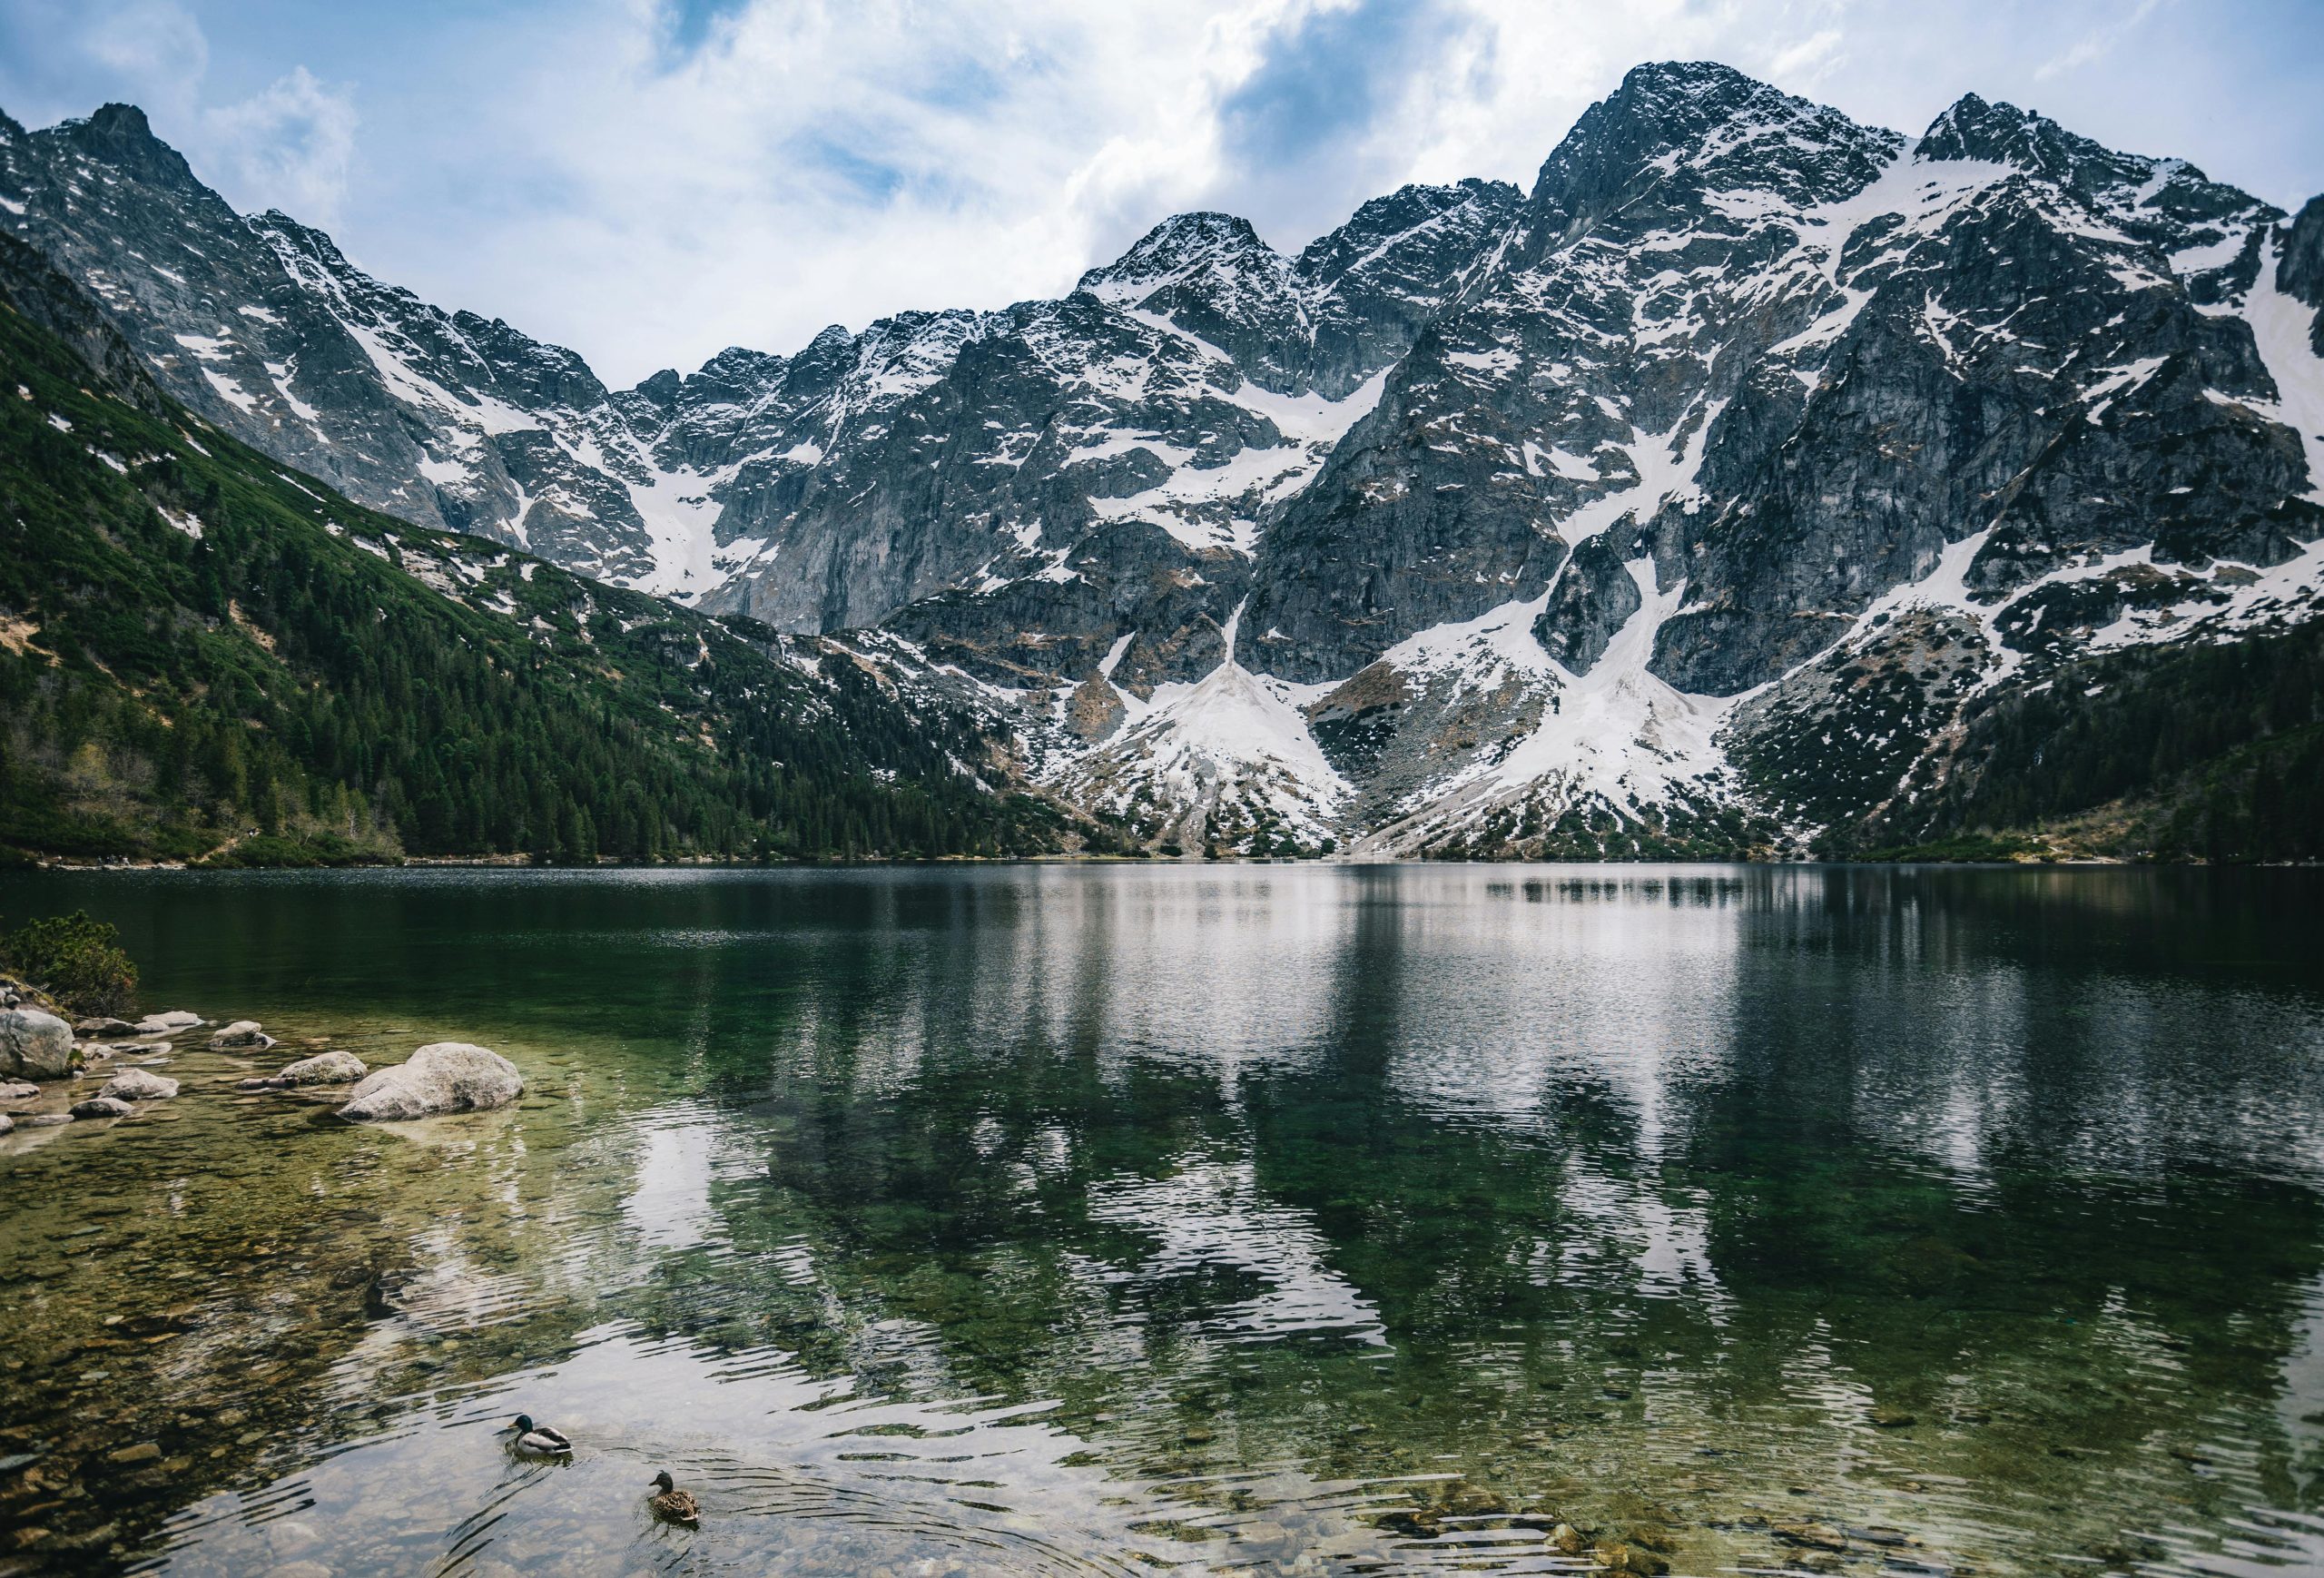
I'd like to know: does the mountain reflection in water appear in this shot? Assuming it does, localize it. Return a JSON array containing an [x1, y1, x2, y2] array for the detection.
[[0, 863, 2320, 1575]]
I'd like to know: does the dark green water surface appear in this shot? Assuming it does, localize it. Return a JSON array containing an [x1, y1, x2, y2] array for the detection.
[[1, 863, 2321, 1576]]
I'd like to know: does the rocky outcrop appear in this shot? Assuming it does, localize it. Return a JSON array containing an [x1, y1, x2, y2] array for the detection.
[[336, 1042, 522, 1122], [1536, 539, 1644, 675], [2282, 194, 2324, 354], [0, 1009, 74, 1080]]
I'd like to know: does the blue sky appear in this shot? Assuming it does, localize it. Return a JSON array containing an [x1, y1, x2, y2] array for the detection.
[[3, 0, 2319, 386]]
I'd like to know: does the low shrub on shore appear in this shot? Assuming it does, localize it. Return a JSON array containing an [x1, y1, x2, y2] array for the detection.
[[2, 910, 137, 1015]]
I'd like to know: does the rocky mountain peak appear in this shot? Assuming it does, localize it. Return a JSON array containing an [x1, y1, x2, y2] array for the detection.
[[1522, 58, 1895, 250], [1078, 212, 1285, 301], [631, 367, 684, 409], [1293, 179, 1518, 290], [1915, 93, 2275, 262], [668, 344, 788, 409], [249, 206, 347, 261], [1077, 210, 1309, 391], [1915, 93, 2087, 175], [53, 103, 201, 191]]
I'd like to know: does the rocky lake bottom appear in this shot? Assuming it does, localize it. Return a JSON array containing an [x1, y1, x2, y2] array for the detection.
[[0, 863, 2320, 1576]]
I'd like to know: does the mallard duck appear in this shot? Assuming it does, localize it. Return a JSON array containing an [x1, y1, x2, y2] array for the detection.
[[647, 1470, 700, 1526], [506, 1414, 572, 1456]]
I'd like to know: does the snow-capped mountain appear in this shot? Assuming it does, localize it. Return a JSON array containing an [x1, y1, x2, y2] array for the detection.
[[4, 64, 2320, 858]]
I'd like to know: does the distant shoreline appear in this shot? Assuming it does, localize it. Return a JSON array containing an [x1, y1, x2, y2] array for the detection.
[[10, 852, 2252, 873]]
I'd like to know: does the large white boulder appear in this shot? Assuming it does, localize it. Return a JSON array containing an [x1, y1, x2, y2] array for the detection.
[[0, 1010, 74, 1080], [336, 1043, 522, 1123], [100, 1066, 179, 1101]]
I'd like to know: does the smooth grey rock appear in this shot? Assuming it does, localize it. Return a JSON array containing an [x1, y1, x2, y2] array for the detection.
[[75, 1017, 136, 1036], [70, 1096, 133, 1119], [134, 1011, 202, 1034], [0, 1010, 74, 1080], [275, 1050, 366, 1087], [99, 1067, 179, 1101], [337, 1042, 522, 1122], [207, 1020, 271, 1049], [0, 1113, 12, 1136], [24, 1112, 74, 1127], [0, 1080, 41, 1104]]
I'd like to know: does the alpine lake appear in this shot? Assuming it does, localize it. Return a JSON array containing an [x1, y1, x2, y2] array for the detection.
[[0, 863, 2320, 1577]]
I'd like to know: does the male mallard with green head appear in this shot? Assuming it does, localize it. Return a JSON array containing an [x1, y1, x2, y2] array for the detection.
[[506, 1414, 573, 1456], [648, 1470, 700, 1526]]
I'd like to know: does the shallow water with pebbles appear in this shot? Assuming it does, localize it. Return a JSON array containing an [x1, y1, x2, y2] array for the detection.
[[1, 863, 2322, 1575]]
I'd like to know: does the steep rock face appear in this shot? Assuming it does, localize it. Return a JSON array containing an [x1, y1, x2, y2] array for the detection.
[[0, 105, 441, 518], [5, 66, 2321, 858], [1236, 63, 1905, 684], [697, 181, 1522, 654], [1535, 538, 1643, 674], [1296, 179, 1521, 396], [2282, 195, 2324, 355], [1647, 93, 2299, 694]]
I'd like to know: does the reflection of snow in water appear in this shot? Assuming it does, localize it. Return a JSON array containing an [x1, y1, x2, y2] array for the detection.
[[1088, 1155, 1390, 1346], [1539, 1161, 1730, 1315], [960, 868, 1355, 1096], [621, 1107, 720, 1251], [1369, 869, 1744, 1144]]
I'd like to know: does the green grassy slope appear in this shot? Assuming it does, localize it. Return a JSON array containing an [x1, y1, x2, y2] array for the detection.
[[0, 241, 1067, 864]]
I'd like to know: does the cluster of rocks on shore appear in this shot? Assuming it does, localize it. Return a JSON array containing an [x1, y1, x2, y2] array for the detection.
[[0, 994, 523, 1137]]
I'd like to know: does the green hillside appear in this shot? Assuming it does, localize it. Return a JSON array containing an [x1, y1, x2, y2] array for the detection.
[[1852, 618, 2324, 863], [0, 239, 1066, 865]]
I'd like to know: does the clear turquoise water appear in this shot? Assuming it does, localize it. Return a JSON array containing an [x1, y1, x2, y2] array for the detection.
[[1, 863, 2321, 1575]]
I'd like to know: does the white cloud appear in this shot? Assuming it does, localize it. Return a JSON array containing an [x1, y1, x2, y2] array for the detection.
[[374, 0, 1326, 380], [203, 66, 358, 224], [79, 0, 209, 102], [1767, 26, 1846, 84], [2035, 0, 2164, 82]]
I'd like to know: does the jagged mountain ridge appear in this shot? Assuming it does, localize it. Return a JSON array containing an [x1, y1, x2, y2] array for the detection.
[[4, 63, 2321, 858]]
